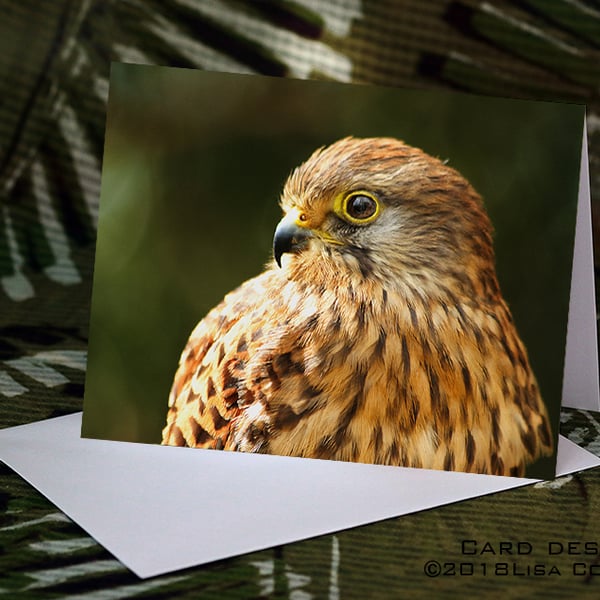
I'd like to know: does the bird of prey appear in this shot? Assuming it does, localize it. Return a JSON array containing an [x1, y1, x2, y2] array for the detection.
[[162, 137, 553, 476]]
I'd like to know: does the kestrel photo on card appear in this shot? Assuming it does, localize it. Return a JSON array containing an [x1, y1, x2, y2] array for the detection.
[[82, 64, 584, 479]]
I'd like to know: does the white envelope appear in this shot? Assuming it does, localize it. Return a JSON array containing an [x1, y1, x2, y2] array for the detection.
[[0, 412, 598, 579]]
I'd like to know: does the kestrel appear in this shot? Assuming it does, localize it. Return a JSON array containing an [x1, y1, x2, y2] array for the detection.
[[162, 137, 553, 476]]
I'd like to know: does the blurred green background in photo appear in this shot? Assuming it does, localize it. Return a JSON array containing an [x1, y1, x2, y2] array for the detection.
[[82, 64, 584, 478]]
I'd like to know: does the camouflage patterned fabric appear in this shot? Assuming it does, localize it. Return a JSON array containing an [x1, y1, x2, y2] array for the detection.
[[1, 1, 600, 596]]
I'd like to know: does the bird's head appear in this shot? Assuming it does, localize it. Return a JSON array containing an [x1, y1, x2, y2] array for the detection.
[[273, 137, 499, 299]]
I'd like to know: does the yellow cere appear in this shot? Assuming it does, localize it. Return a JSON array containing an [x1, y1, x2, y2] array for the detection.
[[291, 206, 345, 246]]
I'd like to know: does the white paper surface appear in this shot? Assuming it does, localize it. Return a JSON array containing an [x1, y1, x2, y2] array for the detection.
[[562, 122, 600, 410], [0, 412, 598, 579]]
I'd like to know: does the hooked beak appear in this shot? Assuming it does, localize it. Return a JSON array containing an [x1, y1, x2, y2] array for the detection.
[[273, 213, 312, 267]]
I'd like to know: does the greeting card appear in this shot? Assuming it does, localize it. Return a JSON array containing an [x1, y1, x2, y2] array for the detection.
[[80, 64, 596, 481]]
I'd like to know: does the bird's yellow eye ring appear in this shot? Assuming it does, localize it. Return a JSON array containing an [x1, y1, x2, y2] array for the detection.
[[336, 191, 380, 225]]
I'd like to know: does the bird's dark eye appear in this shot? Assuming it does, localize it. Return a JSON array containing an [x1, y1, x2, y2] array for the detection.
[[347, 195, 376, 219], [339, 192, 380, 224]]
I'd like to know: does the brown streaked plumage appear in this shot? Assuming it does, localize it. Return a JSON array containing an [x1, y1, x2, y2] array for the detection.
[[162, 137, 553, 476]]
